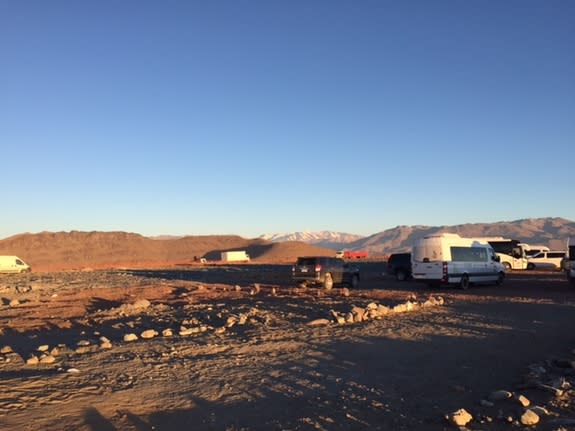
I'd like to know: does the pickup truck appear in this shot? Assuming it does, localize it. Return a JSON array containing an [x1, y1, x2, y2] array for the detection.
[[292, 256, 360, 290]]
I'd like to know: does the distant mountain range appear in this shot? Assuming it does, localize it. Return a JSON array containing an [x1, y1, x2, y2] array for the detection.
[[259, 231, 364, 249], [261, 217, 575, 255]]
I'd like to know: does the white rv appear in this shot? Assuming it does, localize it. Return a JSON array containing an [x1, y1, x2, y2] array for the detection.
[[0, 256, 31, 273], [411, 233, 505, 289]]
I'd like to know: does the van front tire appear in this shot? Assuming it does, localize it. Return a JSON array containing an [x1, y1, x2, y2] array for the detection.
[[460, 274, 470, 290]]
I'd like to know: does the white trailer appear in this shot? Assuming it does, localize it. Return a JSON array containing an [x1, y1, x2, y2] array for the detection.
[[220, 250, 250, 262], [411, 233, 505, 289], [0, 256, 31, 273]]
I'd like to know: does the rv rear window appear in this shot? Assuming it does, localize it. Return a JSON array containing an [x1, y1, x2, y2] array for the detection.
[[450, 246, 488, 262]]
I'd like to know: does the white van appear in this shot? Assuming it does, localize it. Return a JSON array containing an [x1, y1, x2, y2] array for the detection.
[[411, 233, 505, 289], [0, 256, 31, 273]]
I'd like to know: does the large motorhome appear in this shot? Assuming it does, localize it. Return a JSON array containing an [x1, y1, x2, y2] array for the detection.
[[0, 256, 31, 273], [472, 237, 528, 270], [411, 233, 505, 289]]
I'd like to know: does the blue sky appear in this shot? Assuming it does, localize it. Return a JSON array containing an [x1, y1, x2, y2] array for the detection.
[[1, 1, 573, 239]]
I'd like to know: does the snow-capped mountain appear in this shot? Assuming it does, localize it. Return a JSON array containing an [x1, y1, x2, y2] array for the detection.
[[259, 231, 365, 249]]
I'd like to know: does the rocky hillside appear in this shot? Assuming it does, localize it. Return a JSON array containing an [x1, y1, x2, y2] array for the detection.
[[0, 231, 334, 271], [350, 217, 575, 255]]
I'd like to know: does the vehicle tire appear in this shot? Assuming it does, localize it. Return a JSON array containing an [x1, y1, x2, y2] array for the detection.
[[460, 274, 470, 290], [527, 263, 535, 270], [349, 274, 359, 289], [323, 273, 333, 290], [396, 270, 407, 281], [503, 262, 511, 270], [495, 272, 504, 286]]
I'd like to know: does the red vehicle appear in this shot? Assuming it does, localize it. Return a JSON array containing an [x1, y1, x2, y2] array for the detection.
[[336, 250, 368, 259]]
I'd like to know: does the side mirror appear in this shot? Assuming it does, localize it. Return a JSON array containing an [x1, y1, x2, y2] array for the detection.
[[494, 255, 500, 262]]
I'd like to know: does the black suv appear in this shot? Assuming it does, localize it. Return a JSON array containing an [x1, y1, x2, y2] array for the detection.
[[386, 253, 412, 281], [292, 256, 360, 290]]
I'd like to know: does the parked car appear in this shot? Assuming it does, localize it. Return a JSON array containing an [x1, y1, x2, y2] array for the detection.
[[526, 251, 566, 270], [292, 256, 360, 290], [386, 253, 412, 281]]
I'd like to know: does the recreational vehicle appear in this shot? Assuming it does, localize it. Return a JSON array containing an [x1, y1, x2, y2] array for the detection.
[[0, 256, 31, 273], [411, 233, 505, 289]]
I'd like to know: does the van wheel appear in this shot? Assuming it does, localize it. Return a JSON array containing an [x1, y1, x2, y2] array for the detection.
[[496, 272, 504, 286], [460, 274, 470, 290], [396, 270, 407, 281], [502, 262, 511, 270], [527, 263, 535, 270], [323, 273, 334, 290]]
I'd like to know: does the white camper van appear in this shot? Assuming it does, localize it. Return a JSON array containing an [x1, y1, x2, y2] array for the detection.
[[411, 233, 505, 289], [220, 250, 250, 262], [0, 256, 31, 273]]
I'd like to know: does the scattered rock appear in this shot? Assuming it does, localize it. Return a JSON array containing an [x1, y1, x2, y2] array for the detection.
[[124, 333, 138, 342], [307, 318, 331, 327], [516, 394, 530, 407], [1, 345, 14, 354], [26, 355, 39, 365], [447, 408, 473, 426], [162, 328, 173, 337], [9, 299, 20, 307], [39, 354, 56, 364], [520, 409, 540, 425], [141, 329, 158, 339], [489, 390, 512, 401]]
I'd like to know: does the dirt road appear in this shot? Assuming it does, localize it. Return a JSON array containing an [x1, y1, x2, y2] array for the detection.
[[1, 263, 574, 430]]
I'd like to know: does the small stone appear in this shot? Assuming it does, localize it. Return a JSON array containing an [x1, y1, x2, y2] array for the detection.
[[226, 316, 238, 328], [341, 288, 350, 297], [162, 328, 173, 337], [26, 355, 39, 365], [9, 299, 20, 307], [140, 329, 158, 339], [307, 318, 331, 326], [488, 390, 512, 401], [0, 345, 14, 354], [123, 333, 138, 342], [132, 299, 151, 309], [50, 347, 60, 356], [448, 408, 473, 426], [516, 394, 530, 407], [77, 340, 91, 347], [39, 354, 56, 364], [100, 341, 113, 349], [214, 327, 226, 334], [520, 409, 539, 426], [37, 345, 50, 352], [99, 336, 110, 344]]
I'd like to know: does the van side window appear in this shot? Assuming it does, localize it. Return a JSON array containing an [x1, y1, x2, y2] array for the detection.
[[451, 246, 488, 262], [15, 259, 24, 265]]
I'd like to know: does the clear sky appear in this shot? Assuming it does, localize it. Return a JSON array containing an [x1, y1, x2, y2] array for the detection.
[[1, 1, 573, 239]]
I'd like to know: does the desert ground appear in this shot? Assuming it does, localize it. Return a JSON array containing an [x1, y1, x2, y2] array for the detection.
[[1, 262, 575, 431]]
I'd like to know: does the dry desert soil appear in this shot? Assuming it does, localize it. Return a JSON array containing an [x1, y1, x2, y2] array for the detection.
[[1, 263, 575, 431]]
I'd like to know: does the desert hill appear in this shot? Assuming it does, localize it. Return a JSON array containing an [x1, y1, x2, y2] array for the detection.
[[349, 217, 575, 254], [1, 217, 573, 271], [0, 231, 334, 271]]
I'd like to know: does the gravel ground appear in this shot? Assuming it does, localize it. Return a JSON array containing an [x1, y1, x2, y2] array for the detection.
[[1, 264, 574, 430]]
